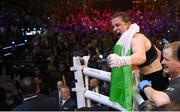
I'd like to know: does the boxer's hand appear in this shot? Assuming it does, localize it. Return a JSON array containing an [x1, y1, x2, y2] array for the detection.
[[107, 54, 131, 68]]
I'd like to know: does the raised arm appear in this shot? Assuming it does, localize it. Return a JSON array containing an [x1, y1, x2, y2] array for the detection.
[[130, 33, 147, 65]]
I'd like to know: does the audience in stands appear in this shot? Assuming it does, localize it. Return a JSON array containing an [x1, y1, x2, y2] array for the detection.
[[50, 80, 64, 108], [0, 0, 179, 111], [59, 86, 77, 111], [12, 76, 59, 111]]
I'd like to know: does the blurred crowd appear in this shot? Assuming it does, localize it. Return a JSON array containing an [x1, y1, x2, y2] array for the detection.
[[0, 0, 179, 111]]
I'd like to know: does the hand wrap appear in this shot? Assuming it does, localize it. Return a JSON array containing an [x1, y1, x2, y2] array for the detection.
[[107, 54, 131, 68]]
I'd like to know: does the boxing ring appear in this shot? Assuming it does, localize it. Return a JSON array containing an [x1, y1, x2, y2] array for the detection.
[[70, 56, 144, 111]]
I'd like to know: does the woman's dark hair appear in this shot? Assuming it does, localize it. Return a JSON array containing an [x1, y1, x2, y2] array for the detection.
[[112, 11, 132, 23]]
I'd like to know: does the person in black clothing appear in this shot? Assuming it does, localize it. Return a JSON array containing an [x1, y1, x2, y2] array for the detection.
[[12, 76, 59, 111], [139, 41, 180, 109], [49, 80, 64, 108], [59, 86, 77, 111]]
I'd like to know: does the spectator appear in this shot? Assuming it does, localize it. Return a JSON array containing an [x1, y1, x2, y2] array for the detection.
[[50, 80, 64, 97], [46, 63, 61, 91], [89, 78, 110, 110], [138, 41, 180, 108], [89, 78, 99, 92], [34, 67, 50, 96], [50, 80, 64, 108], [12, 76, 59, 111], [89, 78, 101, 107], [89, 78, 108, 96], [59, 86, 77, 111], [4, 89, 21, 110]]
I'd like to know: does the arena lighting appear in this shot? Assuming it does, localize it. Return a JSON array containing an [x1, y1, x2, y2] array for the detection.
[[12, 41, 15, 44], [26, 30, 36, 35], [22, 27, 44, 36], [4, 53, 12, 57], [3, 40, 27, 50], [99, 54, 103, 59], [3, 46, 13, 50], [15, 43, 25, 47]]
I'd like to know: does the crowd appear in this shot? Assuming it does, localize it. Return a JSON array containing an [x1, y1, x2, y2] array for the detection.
[[0, 0, 179, 111]]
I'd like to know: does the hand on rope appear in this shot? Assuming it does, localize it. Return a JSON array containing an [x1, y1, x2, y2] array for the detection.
[[107, 53, 131, 68]]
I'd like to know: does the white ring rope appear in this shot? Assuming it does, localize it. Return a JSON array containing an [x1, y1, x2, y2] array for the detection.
[[70, 56, 144, 110]]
